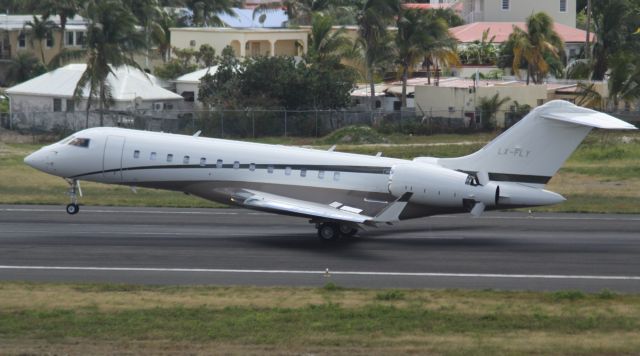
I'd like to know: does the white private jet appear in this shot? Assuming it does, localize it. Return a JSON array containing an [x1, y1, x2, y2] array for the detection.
[[24, 100, 636, 240]]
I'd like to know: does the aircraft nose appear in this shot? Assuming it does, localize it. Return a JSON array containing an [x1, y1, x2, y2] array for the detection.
[[24, 149, 49, 172]]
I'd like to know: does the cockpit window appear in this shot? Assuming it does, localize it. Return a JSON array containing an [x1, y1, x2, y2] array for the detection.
[[58, 135, 74, 145], [68, 138, 90, 148]]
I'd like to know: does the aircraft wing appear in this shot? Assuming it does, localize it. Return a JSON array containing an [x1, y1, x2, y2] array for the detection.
[[230, 189, 373, 223]]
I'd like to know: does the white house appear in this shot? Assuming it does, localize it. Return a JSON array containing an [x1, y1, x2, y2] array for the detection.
[[6, 64, 185, 130], [173, 66, 218, 108]]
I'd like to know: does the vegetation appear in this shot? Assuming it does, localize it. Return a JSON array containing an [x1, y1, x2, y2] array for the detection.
[[504, 12, 564, 84], [4, 52, 47, 86], [1, 282, 640, 354], [478, 93, 510, 130], [458, 29, 498, 65], [23, 14, 58, 66]]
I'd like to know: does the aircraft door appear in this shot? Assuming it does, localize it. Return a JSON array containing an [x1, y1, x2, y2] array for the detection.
[[103, 135, 125, 182]]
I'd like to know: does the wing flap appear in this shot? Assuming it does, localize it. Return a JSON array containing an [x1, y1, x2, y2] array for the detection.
[[234, 189, 372, 223]]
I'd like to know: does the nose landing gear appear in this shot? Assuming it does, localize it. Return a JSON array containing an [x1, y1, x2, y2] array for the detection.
[[65, 179, 82, 215]]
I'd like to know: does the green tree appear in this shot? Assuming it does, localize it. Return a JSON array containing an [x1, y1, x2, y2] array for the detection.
[[307, 13, 354, 65], [5, 51, 46, 85], [395, 9, 448, 107], [23, 15, 58, 65], [53, 0, 146, 126], [357, 0, 400, 110], [252, 0, 344, 27], [199, 46, 241, 108], [478, 93, 510, 130], [458, 29, 497, 65], [184, 0, 238, 27], [421, 10, 459, 86], [151, 9, 179, 63], [509, 12, 564, 84]]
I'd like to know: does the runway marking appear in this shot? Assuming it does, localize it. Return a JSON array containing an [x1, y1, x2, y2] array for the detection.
[[1, 265, 639, 281]]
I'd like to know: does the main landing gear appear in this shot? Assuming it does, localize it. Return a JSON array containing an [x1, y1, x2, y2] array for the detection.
[[316, 222, 358, 241], [65, 179, 82, 215]]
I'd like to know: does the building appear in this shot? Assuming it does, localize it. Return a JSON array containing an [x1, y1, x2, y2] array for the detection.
[[6, 64, 184, 130], [170, 27, 307, 58], [173, 66, 218, 107], [460, 0, 576, 27]]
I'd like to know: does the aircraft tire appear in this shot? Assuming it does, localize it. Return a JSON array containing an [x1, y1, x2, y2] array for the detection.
[[66, 203, 79, 215], [339, 224, 358, 237], [317, 223, 340, 241]]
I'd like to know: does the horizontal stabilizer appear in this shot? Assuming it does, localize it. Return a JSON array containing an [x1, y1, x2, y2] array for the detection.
[[542, 110, 637, 130]]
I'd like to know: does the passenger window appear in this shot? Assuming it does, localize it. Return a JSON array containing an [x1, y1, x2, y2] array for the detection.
[[150, 152, 157, 161], [249, 163, 255, 171], [333, 171, 340, 181], [200, 157, 206, 166], [285, 166, 291, 176], [183, 155, 190, 164], [300, 168, 307, 177], [268, 165, 274, 174], [234, 161, 240, 169], [167, 154, 173, 163], [318, 170, 325, 179], [216, 159, 223, 168], [133, 150, 140, 159]]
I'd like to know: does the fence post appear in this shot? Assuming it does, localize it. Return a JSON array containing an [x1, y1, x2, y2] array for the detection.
[[252, 110, 255, 138], [284, 109, 287, 137], [220, 110, 224, 138], [315, 109, 318, 137]]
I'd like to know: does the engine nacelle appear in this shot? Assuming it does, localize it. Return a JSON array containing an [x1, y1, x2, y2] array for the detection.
[[388, 163, 499, 209]]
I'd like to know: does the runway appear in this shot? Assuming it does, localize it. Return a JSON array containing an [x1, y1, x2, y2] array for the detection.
[[1, 205, 639, 292]]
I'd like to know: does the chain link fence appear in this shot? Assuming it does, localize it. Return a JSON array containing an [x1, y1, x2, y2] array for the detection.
[[4, 107, 639, 139]]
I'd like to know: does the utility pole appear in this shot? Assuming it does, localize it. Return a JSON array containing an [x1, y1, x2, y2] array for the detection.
[[585, 0, 591, 61]]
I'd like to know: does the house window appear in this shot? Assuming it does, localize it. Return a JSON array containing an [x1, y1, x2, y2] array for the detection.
[[66, 99, 74, 112], [300, 168, 307, 177], [46, 33, 54, 48], [318, 170, 325, 179], [285, 166, 291, 176], [233, 161, 240, 169], [375, 100, 381, 109], [66, 31, 74, 46], [133, 150, 140, 159], [333, 171, 340, 181], [181, 91, 195, 102], [167, 154, 173, 162], [66, 31, 85, 46], [189, 40, 196, 47], [183, 155, 190, 164], [249, 163, 255, 171], [560, 0, 567, 12], [501, 0, 509, 10], [76, 32, 85, 46], [216, 159, 223, 168], [268, 165, 274, 174], [53, 98, 62, 112], [200, 157, 206, 166], [150, 152, 157, 161], [18, 32, 26, 48]]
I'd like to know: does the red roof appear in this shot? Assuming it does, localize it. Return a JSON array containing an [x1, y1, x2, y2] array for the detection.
[[450, 22, 595, 43]]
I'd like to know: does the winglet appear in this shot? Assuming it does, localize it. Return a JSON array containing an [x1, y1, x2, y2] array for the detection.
[[372, 192, 412, 223]]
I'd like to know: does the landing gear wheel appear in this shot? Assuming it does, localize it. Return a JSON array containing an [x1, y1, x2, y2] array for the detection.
[[339, 224, 358, 237], [66, 203, 79, 215], [317, 222, 340, 241]]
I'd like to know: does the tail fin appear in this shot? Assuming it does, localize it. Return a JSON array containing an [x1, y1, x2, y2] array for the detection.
[[435, 100, 637, 186]]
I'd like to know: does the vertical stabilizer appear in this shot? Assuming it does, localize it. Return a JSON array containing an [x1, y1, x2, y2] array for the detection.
[[436, 100, 637, 186]]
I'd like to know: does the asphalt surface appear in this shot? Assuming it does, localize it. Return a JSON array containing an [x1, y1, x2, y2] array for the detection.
[[0, 204, 639, 292]]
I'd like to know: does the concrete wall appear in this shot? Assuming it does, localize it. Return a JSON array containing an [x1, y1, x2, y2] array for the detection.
[[462, 0, 576, 27], [414, 83, 548, 126]]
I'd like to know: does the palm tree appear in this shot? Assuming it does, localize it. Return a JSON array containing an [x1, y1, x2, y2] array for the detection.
[[151, 10, 177, 63], [590, 0, 635, 80], [23, 15, 58, 65], [478, 93, 510, 130], [184, 0, 238, 27], [307, 13, 353, 65], [575, 82, 604, 110], [53, 0, 146, 127], [252, 0, 343, 27], [509, 12, 564, 84], [36, 0, 82, 52], [395, 9, 451, 107], [122, 0, 164, 68], [5, 51, 46, 85], [356, 0, 400, 110]]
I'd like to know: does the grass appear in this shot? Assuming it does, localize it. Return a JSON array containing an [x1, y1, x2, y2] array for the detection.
[[1, 129, 639, 213], [1, 282, 639, 354]]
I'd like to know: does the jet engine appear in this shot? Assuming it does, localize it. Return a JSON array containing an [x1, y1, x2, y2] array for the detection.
[[388, 163, 499, 215]]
